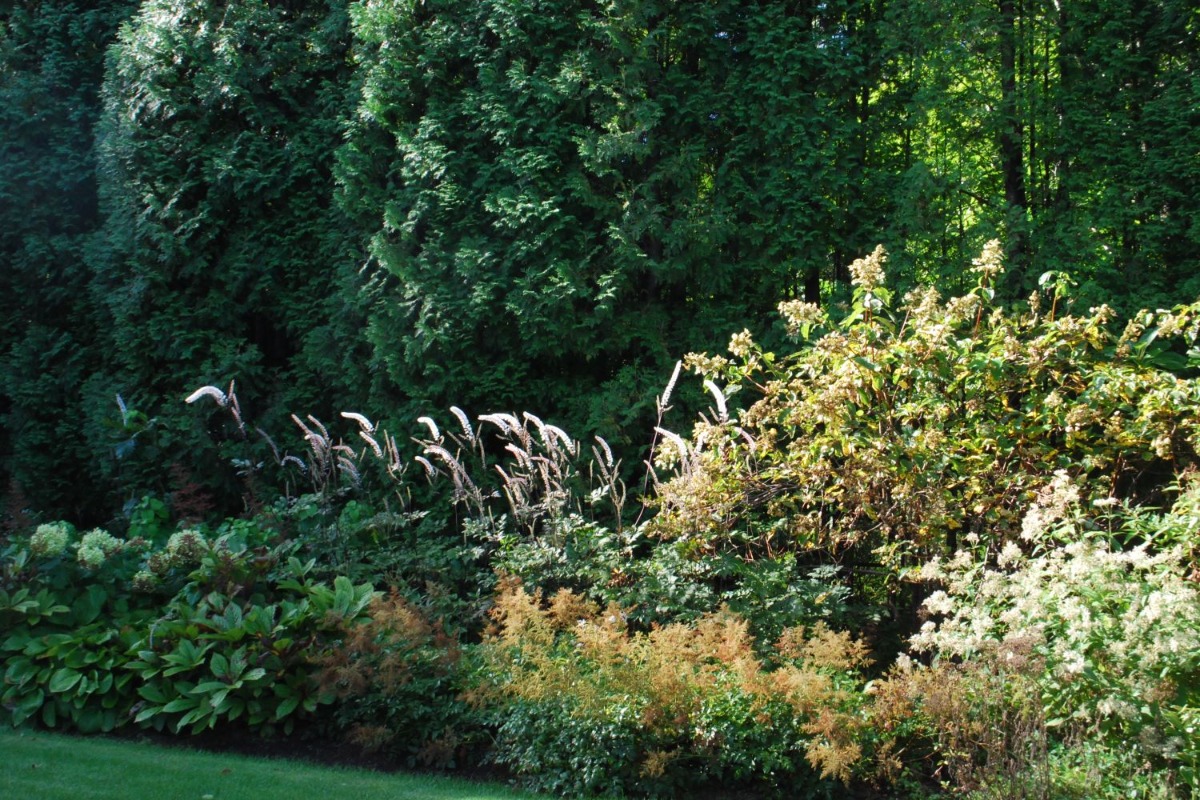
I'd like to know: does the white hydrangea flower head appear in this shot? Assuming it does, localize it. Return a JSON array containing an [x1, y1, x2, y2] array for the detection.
[[970, 239, 1005, 281], [30, 522, 71, 558], [997, 540, 1024, 568], [77, 545, 106, 570], [922, 590, 955, 616], [727, 329, 755, 359], [848, 245, 887, 291], [778, 299, 827, 339]]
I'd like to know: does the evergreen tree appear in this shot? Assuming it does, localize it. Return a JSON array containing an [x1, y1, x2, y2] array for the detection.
[[94, 0, 365, 510], [340, 0, 895, 439], [873, 0, 1200, 305], [0, 0, 138, 522], [1, 0, 1196, 524]]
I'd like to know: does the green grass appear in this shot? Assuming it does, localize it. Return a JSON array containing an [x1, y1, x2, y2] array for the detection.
[[0, 728, 538, 800]]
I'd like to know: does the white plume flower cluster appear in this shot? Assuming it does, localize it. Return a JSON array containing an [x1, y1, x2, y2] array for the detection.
[[912, 474, 1200, 754], [969, 239, 1005, 282]]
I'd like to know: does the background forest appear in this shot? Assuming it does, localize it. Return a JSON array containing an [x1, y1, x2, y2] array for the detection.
[[3, 0, 1200, 798]]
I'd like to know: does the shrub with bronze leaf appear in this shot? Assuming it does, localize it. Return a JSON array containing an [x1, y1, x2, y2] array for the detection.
[[465, 578, 874, 797], [314, 590, 472, 767]]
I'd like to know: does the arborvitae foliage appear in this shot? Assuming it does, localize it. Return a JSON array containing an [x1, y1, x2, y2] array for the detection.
[[93, 0, 367, 511], [0, 0, 139, 521], [342, 0, 1200, 446], [338, 0, 896, 442], [1, 0, 1197, 526], [341, 0, 670, 438]]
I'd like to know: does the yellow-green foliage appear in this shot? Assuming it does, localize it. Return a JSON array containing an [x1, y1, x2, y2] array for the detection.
[[652, 244, 1200, 571]]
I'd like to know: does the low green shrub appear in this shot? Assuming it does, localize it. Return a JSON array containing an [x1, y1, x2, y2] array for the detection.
[[1040, 739, 1181, 800], [128, 560, 375, 735], [1, 521, 149, 730], [1, 519, 376, 737], [488, 509, 862, 650], [1, 591, 145, 731], [270, 493, 492, 631]]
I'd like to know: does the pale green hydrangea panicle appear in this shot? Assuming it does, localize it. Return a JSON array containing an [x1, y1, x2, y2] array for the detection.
[[778, 299, 827, 340], [75, 528, 123, 570], [166, 528, 209, 566], [30, 522, 72, 558], [969, 239, 1005, 282]]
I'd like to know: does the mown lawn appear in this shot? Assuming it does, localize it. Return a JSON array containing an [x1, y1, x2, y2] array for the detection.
[[0, 728, 538, 800]]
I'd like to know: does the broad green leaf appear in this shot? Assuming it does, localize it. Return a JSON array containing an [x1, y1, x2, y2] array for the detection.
[[48, 668, 83, 694]]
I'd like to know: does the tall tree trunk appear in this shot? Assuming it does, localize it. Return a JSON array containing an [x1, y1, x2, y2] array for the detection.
[[997, 0, 1029, 286]]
